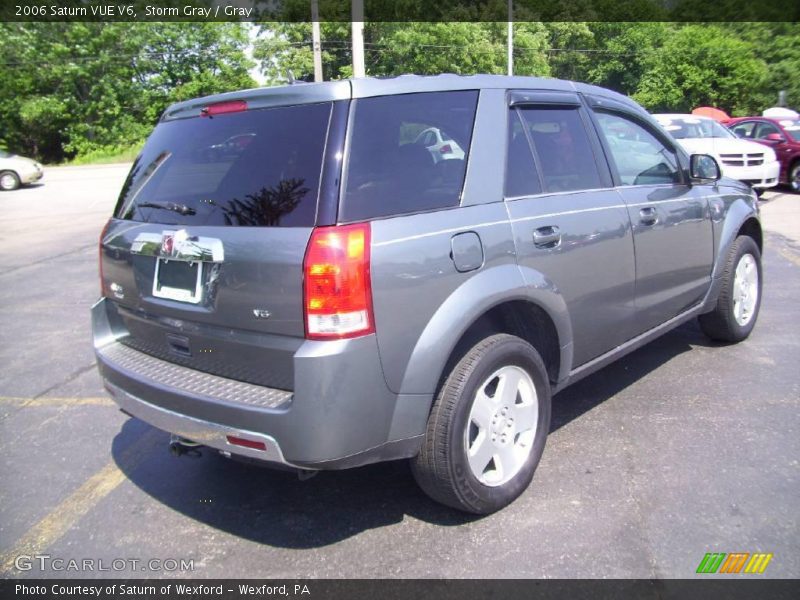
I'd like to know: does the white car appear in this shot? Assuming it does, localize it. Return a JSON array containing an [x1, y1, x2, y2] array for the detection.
[[414, 127, 465, 164], [0, 149, 44, 191], [654, 114, 779, 194]]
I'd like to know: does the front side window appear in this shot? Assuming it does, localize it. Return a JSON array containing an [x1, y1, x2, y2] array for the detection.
[[340, 91, 478, 222], [754, 121, 782, 140], [595, 112, 680, 186], [115, 102, 332, 227]]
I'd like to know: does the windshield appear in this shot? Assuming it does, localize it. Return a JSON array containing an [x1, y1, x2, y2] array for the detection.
[[779, 120, 800, 142], [114, 102, 332, 227], [658, 117, 734, 140]]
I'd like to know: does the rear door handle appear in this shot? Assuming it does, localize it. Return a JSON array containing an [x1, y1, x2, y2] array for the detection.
[[639, 207, 658, 226], [533, 226, 561, 248]]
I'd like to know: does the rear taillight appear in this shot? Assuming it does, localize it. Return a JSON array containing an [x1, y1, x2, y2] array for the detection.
[[439, 144, 452, 154], [303, 223, 374, 340], [98, 218, 111, 297]]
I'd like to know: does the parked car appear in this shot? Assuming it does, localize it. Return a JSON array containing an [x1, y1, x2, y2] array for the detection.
[[654, 114, 779, 195], [727, 116, 800, 192], [414, 126, 465, 163], [0, 149, 43, 191], [94, 75, 762, 514]]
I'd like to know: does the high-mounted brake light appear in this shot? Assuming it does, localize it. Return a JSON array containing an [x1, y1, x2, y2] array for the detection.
[[201, 100, 247, 117], [303, 223, 374, 340], [98, 218, 111, 297]]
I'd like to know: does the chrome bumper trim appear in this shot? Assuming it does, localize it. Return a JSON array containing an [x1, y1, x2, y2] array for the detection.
[[105, 381, 299, 467]]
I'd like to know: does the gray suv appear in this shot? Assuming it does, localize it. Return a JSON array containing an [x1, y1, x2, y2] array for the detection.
[[93, 75, 762, 514]]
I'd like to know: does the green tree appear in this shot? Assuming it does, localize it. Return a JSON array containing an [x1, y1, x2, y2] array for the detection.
[[0, 22, 255, 162], [633, 25, 767, 115]]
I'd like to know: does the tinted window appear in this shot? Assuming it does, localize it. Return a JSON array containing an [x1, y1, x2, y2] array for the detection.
[[595, 112, 680, 186], [517, 106, 602, 193], [341, 91, 478, 221], [730, 121, 757, 139], [505, 109, 541, 197], [115, 102, 331, 227]]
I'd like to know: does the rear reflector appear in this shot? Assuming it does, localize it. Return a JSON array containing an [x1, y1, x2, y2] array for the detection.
[[303, 223, 374, 340], [201, 100, 247, 117], [225, 435, 267, 451]]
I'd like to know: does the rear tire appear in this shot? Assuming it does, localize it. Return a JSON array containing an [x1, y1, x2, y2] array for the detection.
[[790, 161, 800, 194], [0, 171, 20, 191], [698, 235, 762, 343], [411, 334, 551, 514]]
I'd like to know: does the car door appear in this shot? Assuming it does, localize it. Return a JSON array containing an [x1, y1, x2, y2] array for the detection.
[[753, 120, 793, 177], [504, 91, 637, 367], [587, 100, 714, 335]]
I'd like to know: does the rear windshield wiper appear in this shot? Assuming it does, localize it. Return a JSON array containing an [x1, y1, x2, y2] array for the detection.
[[137, 201, 196, 216]]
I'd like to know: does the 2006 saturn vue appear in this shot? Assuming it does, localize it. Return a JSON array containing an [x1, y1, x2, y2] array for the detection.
[[93, 75, 762, 513]]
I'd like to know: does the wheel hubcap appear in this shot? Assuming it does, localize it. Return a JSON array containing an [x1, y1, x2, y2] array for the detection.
[[792, 167, 800, 192], [0, 174, 16, 190], [465, 365, 538, 487], [732, 253, 758, 327]]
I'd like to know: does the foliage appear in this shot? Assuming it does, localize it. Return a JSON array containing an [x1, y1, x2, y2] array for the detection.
[[4, 19, 800, 163], [633, 25, 767, 115], [0, 22, 255, 162]]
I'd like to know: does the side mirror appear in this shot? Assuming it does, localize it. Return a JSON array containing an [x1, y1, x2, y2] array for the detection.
[[690, 154, 721, 184], [764, 132, 785, 142]]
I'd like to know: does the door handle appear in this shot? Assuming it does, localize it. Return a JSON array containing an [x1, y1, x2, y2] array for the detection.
[[639, 207, 658, 226], [533, 226, 561, 248]]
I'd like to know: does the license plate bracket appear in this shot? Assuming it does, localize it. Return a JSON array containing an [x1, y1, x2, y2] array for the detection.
[[152, 258, 203, 304]]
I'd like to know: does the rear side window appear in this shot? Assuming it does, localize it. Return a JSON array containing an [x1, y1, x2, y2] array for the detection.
[[340, 91, 478, 222], [505, 110, 541, 197], [514, 106, 602, 194], [115, 102, 331, 227]]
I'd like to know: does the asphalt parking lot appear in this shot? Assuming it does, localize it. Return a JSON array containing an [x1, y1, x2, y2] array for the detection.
[[0, 165, 798, 579]]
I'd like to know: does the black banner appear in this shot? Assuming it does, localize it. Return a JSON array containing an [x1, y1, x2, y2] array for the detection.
[[2, 579, 800, 600], [1, 0, 799, 23]]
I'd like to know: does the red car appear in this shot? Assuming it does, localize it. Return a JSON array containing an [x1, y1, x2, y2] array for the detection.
[[727, 116, 800, 192]]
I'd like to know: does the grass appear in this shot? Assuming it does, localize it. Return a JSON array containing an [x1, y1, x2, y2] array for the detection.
[[57, 143, 142, 167]]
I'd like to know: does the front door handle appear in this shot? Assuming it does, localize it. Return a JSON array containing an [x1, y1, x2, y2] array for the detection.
[[533, 225, 561, 248], [639, 207, 658, 226]]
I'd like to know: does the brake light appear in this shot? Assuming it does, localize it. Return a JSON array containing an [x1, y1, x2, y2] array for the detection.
[[201, 100, 247, 117], [98, 218, 111, 297], [303, 223, 374, 340], [439, 144, 452, 154]]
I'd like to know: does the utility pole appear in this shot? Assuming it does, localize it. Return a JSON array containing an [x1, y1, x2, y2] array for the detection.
[[311, 0, 322, 82], [351, 0, 365, 78], [507, 0, 513, 76]]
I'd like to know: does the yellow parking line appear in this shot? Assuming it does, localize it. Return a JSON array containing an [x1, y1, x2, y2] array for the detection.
[[0, 396, 114, 408], [0, 429, 160, 575], [778, 247, 800, 267]]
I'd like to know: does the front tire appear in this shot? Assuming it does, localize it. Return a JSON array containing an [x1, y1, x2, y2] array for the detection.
[[0, 171, 21, 191], [699, 235, 762, 343], [411, 334, 551, 514]]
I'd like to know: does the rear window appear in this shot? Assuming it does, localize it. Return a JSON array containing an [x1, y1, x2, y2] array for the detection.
[[115, 102, 332, 227], [340, 91, 478, 222]]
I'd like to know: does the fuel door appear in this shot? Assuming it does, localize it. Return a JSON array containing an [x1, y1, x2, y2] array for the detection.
[[450, 231, 484, 273]]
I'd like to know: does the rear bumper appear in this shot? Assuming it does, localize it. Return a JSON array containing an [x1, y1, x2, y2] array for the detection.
[[93, 298, 427, 469]]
